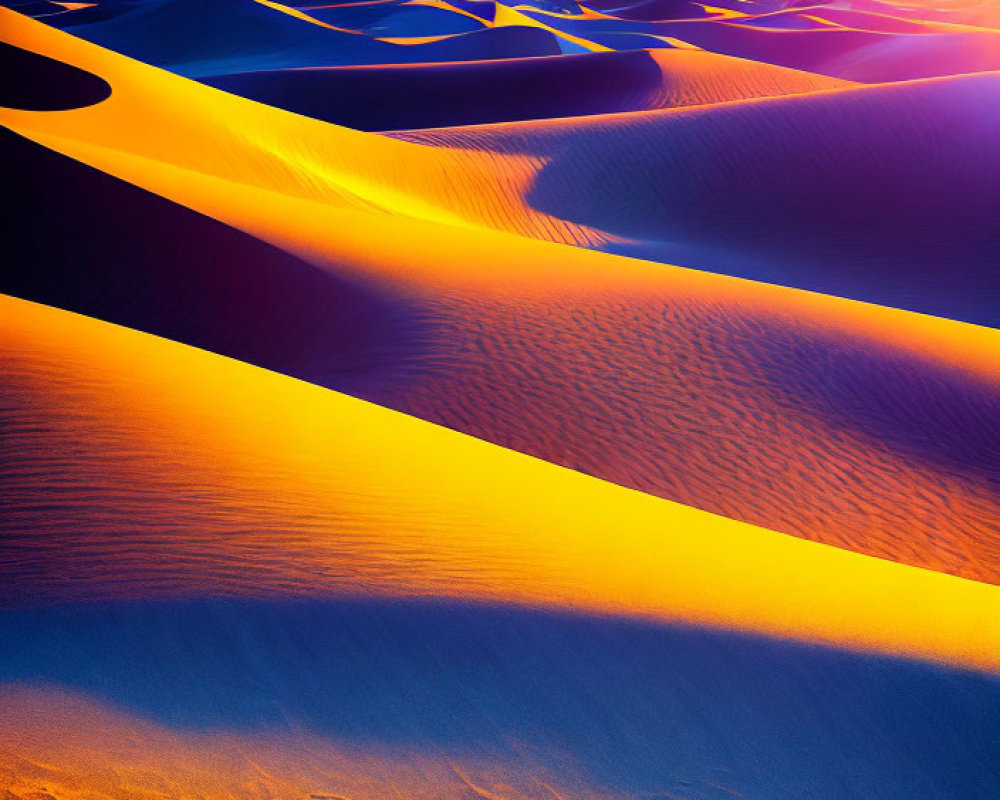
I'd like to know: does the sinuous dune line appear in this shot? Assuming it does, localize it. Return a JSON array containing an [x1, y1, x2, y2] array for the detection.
[[503, 5, 1000, 80], [28, 0, 1000, 81], [3, 293, 1000, 673], [201, 48, 852, 130], [45, 0, 567, 74], [397, 69, 1000, 326], [0, 7, 608, 245], [6, 10, 997, 321], [3, 2, 999, 798], [3, 11, 999, 586]]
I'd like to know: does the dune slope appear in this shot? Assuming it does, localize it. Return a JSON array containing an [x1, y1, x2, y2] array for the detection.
[[2, 10, 999, 585], [4, 292, 1000, 673]]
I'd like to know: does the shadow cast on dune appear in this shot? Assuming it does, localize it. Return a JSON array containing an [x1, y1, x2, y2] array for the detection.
[[2, 597, 1000, 799], [0, 126, 428, 397], [498, 74, 1000, 326], [4, 125, 998, 584], [0, 40, 110, 110], [2, 2, 1000, 798], [201, 50, 670, 131]]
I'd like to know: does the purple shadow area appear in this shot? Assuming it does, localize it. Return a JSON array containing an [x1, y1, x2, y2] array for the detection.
[[1, 598, 999, 799], [48, 0, 561, 76], [201, 50, 668, 131], [0, 40, 110, 110], [0, 127, 428, 398], [502, 73, 1000, 325]]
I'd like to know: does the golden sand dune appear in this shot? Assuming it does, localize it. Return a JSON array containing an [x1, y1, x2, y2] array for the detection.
[[2, 5, 999, 796], [3, 10, 999, 586], [3, 293, 1000, 672], [0, 9, 856, 250]]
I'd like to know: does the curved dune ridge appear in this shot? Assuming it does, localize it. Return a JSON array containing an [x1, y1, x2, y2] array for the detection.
[[2, 605, 1000, 800], [4, 292, 1000, 672], [395, 72, 1000, 326], [200, 48, 853, 131], [2, 1, 1000, 797], [4, 11, 997, 322], [2, 10, 999, 585]]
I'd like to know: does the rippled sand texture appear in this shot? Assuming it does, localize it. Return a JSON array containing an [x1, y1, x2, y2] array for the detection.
[[2, 0, 999, 798]]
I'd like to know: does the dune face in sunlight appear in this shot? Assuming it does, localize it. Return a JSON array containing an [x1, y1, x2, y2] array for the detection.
[[2, 0, 999, 798]]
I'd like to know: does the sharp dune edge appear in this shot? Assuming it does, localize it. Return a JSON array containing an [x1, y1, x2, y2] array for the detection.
[[200, 48, 854, 131], [2, 292, 999, 671], [3, 1, 1000, 797]]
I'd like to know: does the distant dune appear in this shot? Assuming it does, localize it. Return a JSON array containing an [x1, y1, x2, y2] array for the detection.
[[398, 72, 1000, 326], [202, 48, 851, 130], [49, 0, 565, 73]]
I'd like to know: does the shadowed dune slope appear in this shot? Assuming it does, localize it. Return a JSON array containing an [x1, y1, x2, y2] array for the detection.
[[398, 72, 1000, 327], [10, 7, 998, 324], [0, 39, 108, 109], [15, 0, 1000, 82], [0, 127, 426, 399], [201, 48, 851, 130], [2, 600, 1000, 799], [2, 11, 999, 585], [4, 293, 1000, 672], [497, 7, 1000, 80]]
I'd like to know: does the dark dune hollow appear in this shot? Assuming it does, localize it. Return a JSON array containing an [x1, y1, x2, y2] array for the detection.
[[201, 50, 668, 131], [0, 40, 111, 110], [0, 127, 426, 397], [2, 598, 999, 799]]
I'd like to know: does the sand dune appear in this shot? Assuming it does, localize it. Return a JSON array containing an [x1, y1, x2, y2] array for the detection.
[[31, 0, 1000, 81], [201, 48, 851, 130], [494, 3, 1000, 80], [399, 72, 1000, 326], [46, 0, 564, 74], [4, 292, 1000, 672], [3, 2, 999, 796], [3, 11, 999, 586], [843, 0, 1000, 29], [11, 11, 994, 324], [2, 601, 999, 799], [0, 128, 421, 397]]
